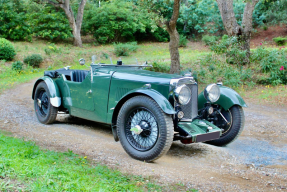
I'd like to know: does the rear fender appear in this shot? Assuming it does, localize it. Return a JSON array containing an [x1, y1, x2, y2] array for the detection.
[[198, 86, 247, 110], [32, 76, 61, 107]]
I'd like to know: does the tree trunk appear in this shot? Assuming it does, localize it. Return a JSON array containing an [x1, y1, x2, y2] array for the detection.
[[216, 0, 241, 36], [241, 0, 259, 61], [47, 0, 87, 47], [166, 0, 181, 74], [216, 0, 259, 62]]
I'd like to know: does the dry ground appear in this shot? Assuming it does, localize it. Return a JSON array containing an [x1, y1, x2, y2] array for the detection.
[[0, 80, 287, 191]]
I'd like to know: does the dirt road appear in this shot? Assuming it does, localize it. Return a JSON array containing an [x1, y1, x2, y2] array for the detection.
[[0, 81, 287, 191]]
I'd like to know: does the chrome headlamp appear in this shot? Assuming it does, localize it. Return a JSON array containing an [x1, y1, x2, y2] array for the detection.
[[174, 85, 191, 105], [204, 84, 220, 103]]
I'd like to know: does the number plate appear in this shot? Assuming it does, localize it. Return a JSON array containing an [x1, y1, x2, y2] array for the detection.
[[196, 131, 221, 143]]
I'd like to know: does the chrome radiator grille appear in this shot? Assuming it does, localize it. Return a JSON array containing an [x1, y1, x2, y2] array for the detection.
[[181, 83, 198, 120]]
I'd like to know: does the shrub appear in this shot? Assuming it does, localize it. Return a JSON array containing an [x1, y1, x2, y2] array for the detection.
[[179, 35, 188, 47], [83, 0, 157, 44], [273, 37, 287, 46], [24, 54, 43, 67], [113, 42, 138, 57], [202, 35, 218, 45], [148, 61, 170, 73], [210, 35, 247, 65], [11, 61, 23, 73], [0, 0, 31, 41], [0, 38, 16, 61], [28, 4, 72, 40]]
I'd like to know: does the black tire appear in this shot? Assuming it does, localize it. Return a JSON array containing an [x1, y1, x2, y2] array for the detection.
[[117, 96, 174, 162], [206, 105, 245, 146], [34, 81, 58, 124]]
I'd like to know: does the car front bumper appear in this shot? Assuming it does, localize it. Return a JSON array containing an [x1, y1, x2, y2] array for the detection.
[[176, 119, 222, 143]]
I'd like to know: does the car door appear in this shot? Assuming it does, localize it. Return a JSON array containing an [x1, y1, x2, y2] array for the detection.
[[65, 72, 95, 118], [91, 67, 115, 124]]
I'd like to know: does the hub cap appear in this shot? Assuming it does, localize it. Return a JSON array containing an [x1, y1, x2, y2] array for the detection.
[[36, 90, 49, 117]]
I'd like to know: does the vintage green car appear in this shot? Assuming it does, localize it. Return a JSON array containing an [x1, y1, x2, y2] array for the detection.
[[32, 57, 247, 162]]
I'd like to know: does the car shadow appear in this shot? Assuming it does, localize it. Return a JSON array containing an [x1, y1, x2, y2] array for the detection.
[[54, 114, 112, 135]]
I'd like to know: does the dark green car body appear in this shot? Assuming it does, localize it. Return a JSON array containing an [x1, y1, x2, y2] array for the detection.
[[32, 63, 247, 161]]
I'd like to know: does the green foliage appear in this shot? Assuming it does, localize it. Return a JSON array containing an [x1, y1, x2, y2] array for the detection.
[[28, 4, 72, 40], [273, 37, 287, 46], [202, 35, 218, 45], [44, 44, 62, 55], [0, 38, 16, 61], [11, 61, 23, 73], [84, 0, 157, 44], [24, 54, 43, 67], [113, 42, 138, 56], [149, 61, 170, 73], [251, 46, 287, 85], [0, 0, 31, 41], [179, 35, 188, 47], [0, 133, 162, 191], [262, 0, 287, 25], [210, 35, 247, 66], [197, 54, 255, 87]]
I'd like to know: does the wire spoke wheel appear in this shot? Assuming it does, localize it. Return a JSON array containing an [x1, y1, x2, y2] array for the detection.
[[117, 96, 174, 162], [125, 107, 159, 151]]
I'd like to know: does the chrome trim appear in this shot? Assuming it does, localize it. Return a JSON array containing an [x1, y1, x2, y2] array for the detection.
[[169, 77, 196, 91]]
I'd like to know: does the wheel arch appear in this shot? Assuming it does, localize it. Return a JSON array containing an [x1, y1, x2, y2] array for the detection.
[[32, 76, 61, 107], [111, 88, 176, 142], [198, 85, 247, 111]]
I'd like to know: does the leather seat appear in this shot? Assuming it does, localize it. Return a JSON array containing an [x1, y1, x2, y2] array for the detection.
[[70, 70, 89, 82]]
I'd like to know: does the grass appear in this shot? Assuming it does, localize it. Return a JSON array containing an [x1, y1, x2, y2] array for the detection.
[[0, 131, 163, 191]]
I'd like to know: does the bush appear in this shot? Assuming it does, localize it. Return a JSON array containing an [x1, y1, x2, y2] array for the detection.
[[202, 35, 218, 45], [0, 38, 16, 61], [27, 4, 72, 40], [179, 35, 188, 47], [24, 54, 43, 67], [113, 42, 138, 57], [0, 0, 31, 41], [273, 37, 287, 46], [148, 61, 170, 73], [210, 35, 247, 65], [11, 61, 23, 73], [83, 0, 157, 44]]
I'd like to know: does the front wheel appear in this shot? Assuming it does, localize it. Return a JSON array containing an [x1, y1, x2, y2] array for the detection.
[[206, 105, 245, 146], [34, 82, 58, 124], [117, 96, 174, 162]]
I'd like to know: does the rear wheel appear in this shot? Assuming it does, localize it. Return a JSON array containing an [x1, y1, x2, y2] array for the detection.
[[117, 96, 174, 162], [34, 82, 58, 124], [206, 105, 245, 146]]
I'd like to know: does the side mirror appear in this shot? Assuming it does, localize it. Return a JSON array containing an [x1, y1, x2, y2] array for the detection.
[[79, 58, 85, 65]]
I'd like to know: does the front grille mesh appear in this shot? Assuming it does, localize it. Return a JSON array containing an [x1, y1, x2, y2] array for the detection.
[[181, 84, 198, 120]]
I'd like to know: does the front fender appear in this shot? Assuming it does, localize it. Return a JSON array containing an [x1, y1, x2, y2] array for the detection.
[[119, 88, 176, 115], [198, 86, 247, 110], [32, 76, 61, 107]]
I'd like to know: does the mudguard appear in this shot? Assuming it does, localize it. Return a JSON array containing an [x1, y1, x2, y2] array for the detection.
[[198, 85, 247, 110], [117, 88, 176, 115], [110, 88, 175, 142], [32, 76, 61, 107]]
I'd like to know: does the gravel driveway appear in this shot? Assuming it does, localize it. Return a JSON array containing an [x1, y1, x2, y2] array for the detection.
[[0, 81, 286, 191]]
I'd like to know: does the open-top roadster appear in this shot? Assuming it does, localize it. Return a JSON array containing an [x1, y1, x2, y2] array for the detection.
[[32, 57, 247, 162]]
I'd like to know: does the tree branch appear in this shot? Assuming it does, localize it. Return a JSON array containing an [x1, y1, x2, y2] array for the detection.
[[76, 0, 87, 30], [168, 0, 180, 30]]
